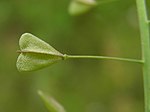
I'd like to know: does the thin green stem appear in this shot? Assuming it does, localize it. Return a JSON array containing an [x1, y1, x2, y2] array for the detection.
[[64, 54, 144, 64], [136, 0, 150, 112]]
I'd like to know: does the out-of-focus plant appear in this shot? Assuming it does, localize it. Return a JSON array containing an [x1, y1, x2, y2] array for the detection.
[[68, 0, 119, 16], [68, 0, 97, 16], [38, 90, 66, 112]]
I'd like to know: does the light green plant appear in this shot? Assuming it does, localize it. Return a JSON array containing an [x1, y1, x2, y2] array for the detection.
[[16, 0, 150, 112]]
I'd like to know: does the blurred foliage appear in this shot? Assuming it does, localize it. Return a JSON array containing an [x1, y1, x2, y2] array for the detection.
[[38, 90, 66, 112], [0, 0, 144, 112]]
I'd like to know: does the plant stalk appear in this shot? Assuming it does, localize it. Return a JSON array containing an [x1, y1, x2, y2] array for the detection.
[[136, 0, 150, 112], [64, 54, 143, 64]]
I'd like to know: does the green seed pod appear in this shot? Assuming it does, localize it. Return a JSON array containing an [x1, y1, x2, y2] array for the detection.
[[16, 33, 63, 72], [69, 0, 97, 16]]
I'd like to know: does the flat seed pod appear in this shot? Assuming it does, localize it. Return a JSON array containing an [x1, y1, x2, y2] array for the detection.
[[16, 33, 63, 72], [69, 0, 97, 16], [38, 90, 66, 112]]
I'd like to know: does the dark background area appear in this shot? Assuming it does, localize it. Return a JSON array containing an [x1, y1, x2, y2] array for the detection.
[[0, 0, 144, 112]]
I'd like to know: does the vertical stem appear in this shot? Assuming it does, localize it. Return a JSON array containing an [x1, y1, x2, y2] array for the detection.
[[136, 0, 150, 112]]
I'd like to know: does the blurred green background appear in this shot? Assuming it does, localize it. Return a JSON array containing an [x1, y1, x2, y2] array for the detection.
[[0, 0, 144, 112]]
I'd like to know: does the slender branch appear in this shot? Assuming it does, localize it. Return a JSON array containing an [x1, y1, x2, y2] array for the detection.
[[63, 54, 144, 64], [136, 0, 150, 112]]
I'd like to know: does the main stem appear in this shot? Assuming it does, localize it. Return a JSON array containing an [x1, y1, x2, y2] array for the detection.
[[136, 0, 150, 112], [64, 54, 143, 64]]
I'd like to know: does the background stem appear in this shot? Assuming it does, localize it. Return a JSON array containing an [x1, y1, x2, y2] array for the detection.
[[136, 0, 150, 112], [65, 54, 143, 63]]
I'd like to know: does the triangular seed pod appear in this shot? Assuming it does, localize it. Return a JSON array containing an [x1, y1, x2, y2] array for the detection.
[[16, 33, 64, 72], [69, 0, 97, 16]]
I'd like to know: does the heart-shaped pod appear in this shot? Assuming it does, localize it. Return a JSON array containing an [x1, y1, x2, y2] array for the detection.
[[16, 33, 63, 72]]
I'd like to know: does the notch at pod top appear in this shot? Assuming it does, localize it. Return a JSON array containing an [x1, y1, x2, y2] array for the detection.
[[69, 0, 97, 16], [16, 33, 64, 72]]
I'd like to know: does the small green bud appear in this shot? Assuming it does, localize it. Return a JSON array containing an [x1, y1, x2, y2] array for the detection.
[[69, 0, 97, 16], [38, 90, 66, 112], [16, 33, 64, 72]]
